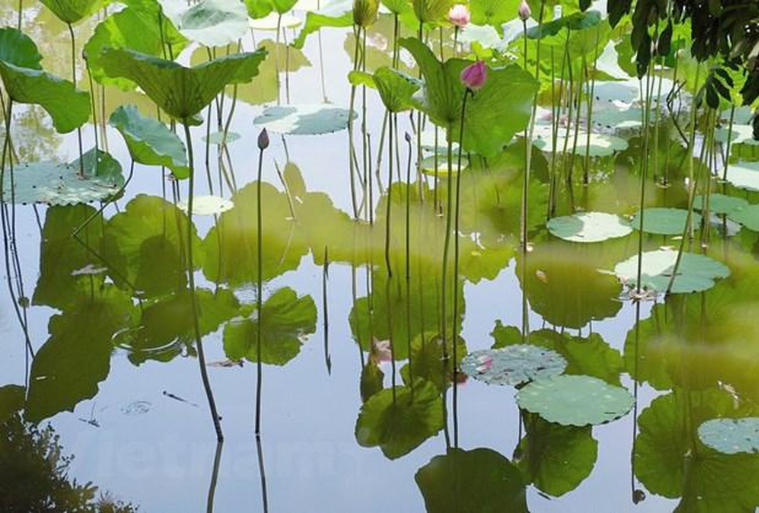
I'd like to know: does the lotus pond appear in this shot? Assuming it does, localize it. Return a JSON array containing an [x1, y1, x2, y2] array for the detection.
[[3, 0, 759, 511]]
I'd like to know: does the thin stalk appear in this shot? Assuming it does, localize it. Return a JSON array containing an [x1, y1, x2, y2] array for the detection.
[[634, 58, 656, 296], [347, 26, 361, 218], [583, 25, 600, 184], [67, 23, 84, 175], [255, 142, 265, 435], [182, 119, 224, 442], [722, 104, 736, 187], [385, 110, 394, 277]]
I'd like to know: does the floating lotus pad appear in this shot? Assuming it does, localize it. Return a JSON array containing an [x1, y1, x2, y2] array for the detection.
[[533, 131, 628, 157], [461, 346, 567, 387], [421, 155, 468, 177], [631, 208, 701, 235], [203, 131, 241, 145], [725, 161, 759, 191], [698, 418, 759, 455], [178, 195, 234, 216], [249, 13, 303, 30], [729, 204, 759, 232], [516, 375, 634, 427], [547, 212, 633, 243], [694, 194, 749, 217], [613, 248, 730, 294], [715, 124, 759, 146], [2, 161, 123, 205], [253, 104, 355, 135]]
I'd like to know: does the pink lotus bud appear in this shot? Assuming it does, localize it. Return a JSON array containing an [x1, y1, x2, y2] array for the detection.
[[460, 60, 487, 90], [518, 0, 531, 21], [448, 3, 470, 28]]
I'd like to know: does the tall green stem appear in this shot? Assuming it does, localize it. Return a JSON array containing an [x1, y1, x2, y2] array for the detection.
[[67, 23, 84, 175], [182, 119, 224, 442], [255, 143, 265, 435]]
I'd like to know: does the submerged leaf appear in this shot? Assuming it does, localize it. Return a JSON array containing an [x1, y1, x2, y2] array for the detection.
[[547, 212, 633, 243], [699, 418, 759, 455]]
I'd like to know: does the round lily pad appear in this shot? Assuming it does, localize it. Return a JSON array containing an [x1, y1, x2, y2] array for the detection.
[[533, 131, 628, 157], [698, 418, 759, 455], [694, 194, 749, 217], [613, 248, 730, 294], [203, 131, 241, 145], [725, 161, 759, 191], [631, 208, 701, 235], [461, 345, 567, 386], [729, 204, 759, 232], [516, 375, 634, 427], [547, 212, 633, 243], [249, 14, 303, 30], [178, 195, 234, 216], [253, 104, 355, 135]]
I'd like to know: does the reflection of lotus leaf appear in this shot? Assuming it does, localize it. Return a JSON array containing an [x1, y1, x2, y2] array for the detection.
[[516, 375, 634, 426], [631, 207, 701, 235], [699, 418, 759, 455], [253, 104, 356, 135], [547, 212, 632, 243], [355, 378, 444, 459], [613, 248, 730, 294], [415, 447, 528, 513], [461, 345, 566, 386]]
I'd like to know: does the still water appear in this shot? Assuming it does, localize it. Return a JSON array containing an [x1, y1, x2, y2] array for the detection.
[[3, 1, 759, 512]]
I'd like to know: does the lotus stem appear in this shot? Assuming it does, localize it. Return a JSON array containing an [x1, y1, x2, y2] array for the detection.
[[255, 139, 265, 436], [722, 104, 736, 188], [385, 110, 394, 277], [182, 118, 224, 442], [67, 23, 84, 175]]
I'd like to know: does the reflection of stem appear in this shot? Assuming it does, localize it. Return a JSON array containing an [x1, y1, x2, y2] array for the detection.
[[183, 119, 224, 442], [385, 111, 393, 277], [205, 441, 224, 513], [404, 131, 413, 388], [275, 14, 282, 106], [67, 23, 85, 175], [322, 247, 331, 374], [255, 436, 269, 512], [255, 143, 265, 436]]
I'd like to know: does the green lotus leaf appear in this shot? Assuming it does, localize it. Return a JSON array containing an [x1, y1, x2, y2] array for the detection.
[[694, 193, 749, 217], [39, 0, 104, 24], [516, 375, 634, 426], [0, 27, 42, 69], [533, 130, 629, 157], [631, 207, 701, 235], [699, 418, 759, 455], [355, 378, 444, 459], [400, 38, 538, 158], [415, 447, 528, 513], [99, 47, 267, 120], [2, 152, 123, 206], [461, 345, 567, 386], [84, 1, 187, 90], [223, 287, 317, 365], [400, 333, 467, 392], [526, 10, 602, 39], [25, 287, 135, 423], [412, 0, 453, 23], [109, 105, 190, 179], [547, 212, 633, 243], [729, 204, 759, 232], [469, 0, 520, 29], [493, 325, 625, 385], [159, 0, 249, 47], [292, 0, 353, 49], [203, 131, 241, 145], [0, 62, 90, 134], [613, 248, 730, 294], [517, 413, 598, 497], [253, 104, 356, 135], [361, 360, 385, 402]]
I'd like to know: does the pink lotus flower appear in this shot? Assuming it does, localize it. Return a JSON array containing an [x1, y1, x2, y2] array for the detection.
[[448, 4, 470, 28], [460, 60, 487, 90], [518, 0, 531, 21]]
